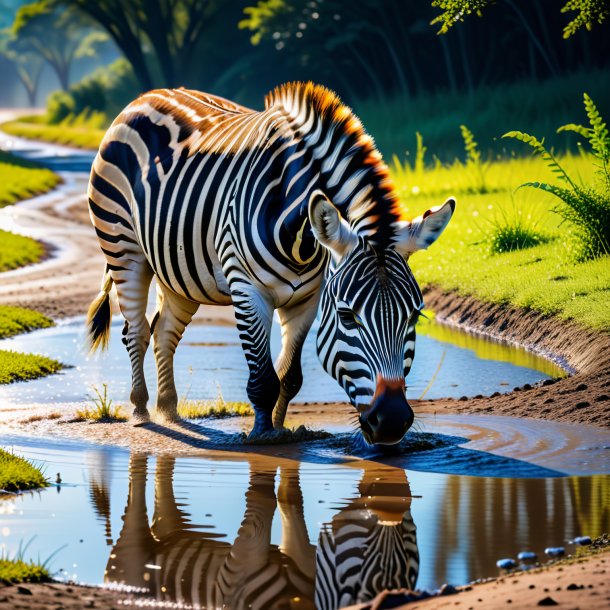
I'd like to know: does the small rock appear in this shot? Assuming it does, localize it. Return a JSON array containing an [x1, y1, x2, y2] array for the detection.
[[543, 398, 554, 404], [439, 584, 458, 596], [575, 401, 590, 408], [474, 394, 483, 399], [566, 583, 583, 590], [542, 379, 556, 386], [458, 396, 468, 401], [496, 558, 517, 569], [17, 586, 32, 595], [518, 551, 537, 561], [537, 596, 558, 606], [545, 547, 565, 557], [572, 536, 592, 546], [523, 383, 532, 390], [575, 383, 587, 391], [594, 394, 609, 402]]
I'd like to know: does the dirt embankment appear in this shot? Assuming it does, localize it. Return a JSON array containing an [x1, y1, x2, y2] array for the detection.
[[407, 287, 610, 428]]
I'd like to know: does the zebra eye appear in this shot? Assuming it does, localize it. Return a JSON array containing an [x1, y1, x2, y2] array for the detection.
[[338, 307, 362, 330]]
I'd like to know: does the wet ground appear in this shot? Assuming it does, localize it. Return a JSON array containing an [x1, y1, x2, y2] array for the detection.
[[0, 435, 608, 609]]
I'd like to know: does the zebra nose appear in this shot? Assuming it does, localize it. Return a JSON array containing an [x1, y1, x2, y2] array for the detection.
[[359, 376, 413, 445]]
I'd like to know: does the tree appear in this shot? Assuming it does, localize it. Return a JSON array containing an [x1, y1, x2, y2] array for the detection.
[[12, 1, 109, 91], [431, 0, 610, 38], [56, 0, 226, 91], [0, 32, 44, 106]]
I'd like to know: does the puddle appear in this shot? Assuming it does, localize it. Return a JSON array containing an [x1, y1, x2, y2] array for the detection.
[[0, 436, 608, 608], [0, 316, 564, 407]]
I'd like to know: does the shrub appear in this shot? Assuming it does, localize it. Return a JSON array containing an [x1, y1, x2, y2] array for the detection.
[[0, 350, 62, 384], [504, 93, 610, 260]]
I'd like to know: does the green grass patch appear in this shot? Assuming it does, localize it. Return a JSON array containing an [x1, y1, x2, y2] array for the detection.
[[0, 350, 62, 384], [73, 384, 127, 422], [0, 305, 53, 339], [1, 113, 105, 150], [0, 150, 60, 208], [178, 396, 254, 419], [0, 557, 51, 584], [0, 230, 45, 272], [0, 447, 49, 492], [396, 151, 610, 331]]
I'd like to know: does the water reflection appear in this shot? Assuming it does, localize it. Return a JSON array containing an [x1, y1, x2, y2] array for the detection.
[[102, 455, 418, 609]]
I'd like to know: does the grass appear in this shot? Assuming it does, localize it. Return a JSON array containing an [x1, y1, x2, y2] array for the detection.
[[74, 384, 127, 422], [0, 150, 60, 208], [0, 556, 51, 584], [0, 447, 49, 492], [0, 230, 46, 272], [359, 68, 610, 160], [394, 152, 610, 331], [178, 389, 253, 419], [1, 113, 105, 150], [0, 350, 63, 384], [0, 305, 53, 339], [20, 412, 62, 424]]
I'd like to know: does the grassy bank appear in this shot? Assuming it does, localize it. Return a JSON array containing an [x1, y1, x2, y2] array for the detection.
[[0, 306, 61, 383], [0, 305, 53, 339], [0, 229, 46, 271], [1, 114, 105, 150], [395, 152, 610, 331], [0, 150, 60, 208], [0, 448, 49, 492]]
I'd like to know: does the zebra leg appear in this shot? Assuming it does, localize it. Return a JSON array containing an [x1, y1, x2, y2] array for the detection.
[[113, 263, 154, 421], [152, 284, 199, 422], [231, 286, 280, 436], [272, 293, 320, 430], [277, 467, 316, 582]]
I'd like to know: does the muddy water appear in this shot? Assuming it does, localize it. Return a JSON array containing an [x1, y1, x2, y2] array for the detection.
[[0, 315, 564, 407], [1, 436, 608, 609]]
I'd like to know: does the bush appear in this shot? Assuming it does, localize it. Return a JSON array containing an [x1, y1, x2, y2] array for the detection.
[[504, 93, 610, 260], [46, 58, 140, 124]]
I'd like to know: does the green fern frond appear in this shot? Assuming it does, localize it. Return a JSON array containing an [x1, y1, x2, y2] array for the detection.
[[460, 124, 480, 165], [503, 131, 574, 187], [561, 0, 610, 38], [557, 123, 591, 139], [584, 93, 610, 163]]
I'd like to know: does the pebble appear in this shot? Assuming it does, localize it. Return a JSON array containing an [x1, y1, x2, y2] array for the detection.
[[439, 584, 458, 596], [537, 597, 559, 606], [572, 536, 592, 546], [544, 547, 565, 557], [518, 551, 537, 561], [496, 558, 517, 569]]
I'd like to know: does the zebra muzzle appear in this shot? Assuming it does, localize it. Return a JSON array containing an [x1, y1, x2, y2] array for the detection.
[[359, 375, 413, 445]]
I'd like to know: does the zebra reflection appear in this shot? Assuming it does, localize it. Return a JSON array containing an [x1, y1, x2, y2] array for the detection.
[[100, 456, 418, 609]]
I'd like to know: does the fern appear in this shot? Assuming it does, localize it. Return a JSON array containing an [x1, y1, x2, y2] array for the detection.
[[561, 0, 610, 38], [503, 94, 610, 260]]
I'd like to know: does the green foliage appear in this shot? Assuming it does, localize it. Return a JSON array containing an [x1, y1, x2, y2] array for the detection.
[[561, 0, 610, 38], [503, 94, 610, 259], [240, 0, 287, 45], [431, 0, 491, 34], [0, 150, 60, 207], [1, 115, 105, 149], [0, 305, 53, 339], [0, 350, 62, 384], [459, 124, 489, 193], [394, 151, 610, 330], [431, 0, 610, 37], [0, 230, 45, 271], [487, 209, 548, 254], [0, 447, 49, 492], [46, 58, 138, 124], [0, 556, 51, 583], [74, 383, 127, 422]]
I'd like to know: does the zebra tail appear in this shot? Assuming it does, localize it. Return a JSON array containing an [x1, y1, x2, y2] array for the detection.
[[86, 266, 113, 352]]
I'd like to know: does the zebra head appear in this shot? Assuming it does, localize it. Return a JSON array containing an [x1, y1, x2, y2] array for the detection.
[[309, 190, 455, 446]]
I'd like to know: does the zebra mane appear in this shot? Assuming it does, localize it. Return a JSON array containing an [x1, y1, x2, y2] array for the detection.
[[265, 82, 402, 249]]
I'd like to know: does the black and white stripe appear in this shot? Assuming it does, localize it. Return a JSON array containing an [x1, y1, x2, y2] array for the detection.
[[86, 81, 455, 440]]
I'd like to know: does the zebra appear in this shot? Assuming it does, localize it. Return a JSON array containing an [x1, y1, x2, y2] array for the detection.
[[102, 455, 417, 610], [86, 81, 455, 445], [315, 468, 419, 609]]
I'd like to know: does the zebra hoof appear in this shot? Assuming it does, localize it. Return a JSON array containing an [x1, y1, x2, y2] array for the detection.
[[130, 409, 150, 426]]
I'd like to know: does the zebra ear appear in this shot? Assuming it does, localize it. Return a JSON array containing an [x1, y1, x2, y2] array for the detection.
[[394, 198, 455, 256], [309, 190, 357, 260]]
